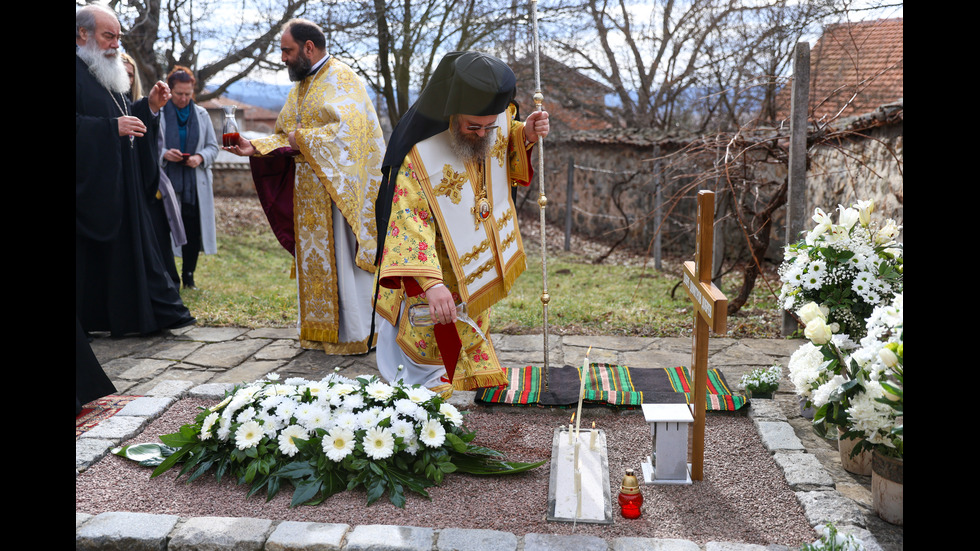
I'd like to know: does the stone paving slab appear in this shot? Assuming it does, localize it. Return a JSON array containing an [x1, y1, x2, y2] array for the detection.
[[344, 524, 434, 551], [436, 528, 518, 551], [169, 516, 274, 550], [75, 511, 180, 551], [265, 521, 349, 551]]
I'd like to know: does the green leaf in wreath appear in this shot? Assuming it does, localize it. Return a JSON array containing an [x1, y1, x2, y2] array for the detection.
[[151, 446, 192, 478], [445, 433, 468, 453], [112, 443, 175, 466], [291, 479, 323, 507]]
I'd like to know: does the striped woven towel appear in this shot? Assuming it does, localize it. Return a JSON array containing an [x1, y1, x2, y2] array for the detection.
[[475, 364, 747, 411]]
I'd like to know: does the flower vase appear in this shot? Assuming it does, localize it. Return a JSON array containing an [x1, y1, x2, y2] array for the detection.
[[872, 451, 903, 525], [799, 397, 814, 420], [837, 431, 872, 476]]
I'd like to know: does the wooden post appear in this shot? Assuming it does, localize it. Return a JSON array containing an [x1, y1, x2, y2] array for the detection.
[[565, 157, 574, 252], [681, 190, 728, 481], [652, 144, 663, 270], [783, 41, 809, 336]]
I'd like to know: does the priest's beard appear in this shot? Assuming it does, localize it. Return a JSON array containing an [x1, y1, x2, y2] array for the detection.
[[77, 40, 130, 95], [287, 51, 312, 82], [449, 123, 494, 165]]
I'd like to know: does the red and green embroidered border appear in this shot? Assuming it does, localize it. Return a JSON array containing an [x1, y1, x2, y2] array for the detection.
[[476, 364, 747, 411]]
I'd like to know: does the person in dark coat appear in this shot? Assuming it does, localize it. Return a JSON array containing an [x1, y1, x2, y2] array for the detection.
[[76, 4, 195, 337]]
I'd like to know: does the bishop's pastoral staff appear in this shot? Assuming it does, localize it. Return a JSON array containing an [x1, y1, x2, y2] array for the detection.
[[373, 51, 550, 398], [227, 19, 386, 355], [76, 4, 195, 338]]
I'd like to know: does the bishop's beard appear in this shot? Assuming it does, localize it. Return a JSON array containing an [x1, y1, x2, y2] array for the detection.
[[449, 122, 494, 165], [77, 40, 130, 95]]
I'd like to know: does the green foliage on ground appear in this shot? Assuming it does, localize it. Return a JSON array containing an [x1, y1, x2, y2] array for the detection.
[[177, 221, 780, 337]]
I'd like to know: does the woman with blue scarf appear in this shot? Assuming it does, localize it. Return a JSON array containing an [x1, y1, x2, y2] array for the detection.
[[160, 66, 219, 289]]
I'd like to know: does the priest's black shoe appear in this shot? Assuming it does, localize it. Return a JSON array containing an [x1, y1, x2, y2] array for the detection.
[[182, 272, 198, 290]]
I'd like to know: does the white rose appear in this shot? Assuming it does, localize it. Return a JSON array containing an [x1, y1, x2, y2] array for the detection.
[[797, 302, 827, 324], [804, 317, 833, 345], [878, 347, 898, 368]]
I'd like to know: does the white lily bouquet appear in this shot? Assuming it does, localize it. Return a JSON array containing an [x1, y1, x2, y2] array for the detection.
[[778, 199, 902, 339], [115, 373, 544, 508]]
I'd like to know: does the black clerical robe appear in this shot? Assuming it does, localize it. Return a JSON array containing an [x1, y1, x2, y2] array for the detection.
[[76, 54, 194, 337]]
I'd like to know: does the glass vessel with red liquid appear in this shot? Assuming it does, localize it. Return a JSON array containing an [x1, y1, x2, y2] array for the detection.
[[618, 468, 643, 519], [222, 105, 240, 147]]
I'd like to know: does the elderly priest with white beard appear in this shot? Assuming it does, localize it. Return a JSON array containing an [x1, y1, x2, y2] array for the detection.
[[76, 4, 195, 338]]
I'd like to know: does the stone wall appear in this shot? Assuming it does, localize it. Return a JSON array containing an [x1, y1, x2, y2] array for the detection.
[[515, 139, 671, 253], [211, 119, 903, 252], [527, 120, 903, 257], [213, 162, 256, 197], [807, 121, 904, 226]]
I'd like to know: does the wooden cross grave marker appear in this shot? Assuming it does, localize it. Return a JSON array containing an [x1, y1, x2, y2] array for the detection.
[[681, 190, 728, 481]]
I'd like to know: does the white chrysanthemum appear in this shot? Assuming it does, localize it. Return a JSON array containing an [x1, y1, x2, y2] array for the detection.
[[333, 411, 360, 431], [236, 407, 257, 423], [364, 380, 395, 402], [359, 407, 383, 429], [235, 420, 264, 450], [390, 418, 416, 441], [275, 398, 298, 421], [323, 427, 356, 462], [846, 382, 895, 446], [266, 373, 280, 381], [362, 427, 395, 460], [404, 436, 420, 456], [278, 424, 308, 456], [394, 398, 422, 419], [811, 375, 846, 408], [294, 403, 316, 422], [439, 403, 463, 427], [257, 412, 283, 436], [419, 418, 447, 448], [343, 393, 365, 411], [200, 412, 220, 440], [284, 377, 308, 386], [302, 407, 331, 432], [217, 415, 232, 441], [406, 386, 435, 404], [788, 343, 827, 398], [801, 271, 824, 290], [260, 395, 283, 412]]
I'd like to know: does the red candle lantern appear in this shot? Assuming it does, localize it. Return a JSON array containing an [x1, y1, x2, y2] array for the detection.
[[618, 468, 643, 519]]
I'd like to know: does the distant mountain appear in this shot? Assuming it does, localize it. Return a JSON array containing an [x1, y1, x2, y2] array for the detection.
[[215, 80, 292, 111]]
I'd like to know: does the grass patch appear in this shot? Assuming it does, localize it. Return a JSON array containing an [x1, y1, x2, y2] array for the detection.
[[496, 251, 780, 337], [180, 198, 783, 337], [178, 228, 297, 328]]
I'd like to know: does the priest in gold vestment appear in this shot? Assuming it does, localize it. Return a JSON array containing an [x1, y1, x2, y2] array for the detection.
[[374, 52, 550, 396], [227, 19, 385, 354]]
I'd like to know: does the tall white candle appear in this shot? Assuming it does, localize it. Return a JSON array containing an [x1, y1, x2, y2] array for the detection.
[[590, 422, 597, 450], [575, 469, 582, 518], [575, 347, 591, 438], [568, 413, 575, 444]]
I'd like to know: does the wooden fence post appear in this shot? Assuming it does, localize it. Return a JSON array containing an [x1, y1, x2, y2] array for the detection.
[[783, 41, 810, 336]]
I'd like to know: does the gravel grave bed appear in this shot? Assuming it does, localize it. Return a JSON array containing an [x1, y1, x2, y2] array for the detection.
[[76, 399, 816, 546]]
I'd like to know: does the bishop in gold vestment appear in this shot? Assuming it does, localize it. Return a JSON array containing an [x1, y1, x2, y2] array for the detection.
[[229, 19, 385, 354], [374, 52, 550, 396]]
